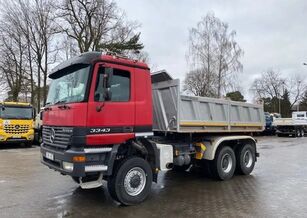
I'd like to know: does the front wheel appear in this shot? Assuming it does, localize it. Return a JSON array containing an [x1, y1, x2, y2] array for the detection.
[[236, 144, 256, 175], [210, 146, 236, 180], [107, 157, 152, 205]]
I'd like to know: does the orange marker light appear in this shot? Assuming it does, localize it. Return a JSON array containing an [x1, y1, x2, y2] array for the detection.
[[73, 156, 86, 162]]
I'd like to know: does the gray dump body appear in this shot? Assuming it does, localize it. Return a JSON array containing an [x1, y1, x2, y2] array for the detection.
[[151, 71, 265, 133]]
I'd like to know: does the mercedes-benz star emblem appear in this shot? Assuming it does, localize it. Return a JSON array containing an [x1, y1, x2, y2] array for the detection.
[[50, 128, 55, 143], [15, 125, 20, 129]]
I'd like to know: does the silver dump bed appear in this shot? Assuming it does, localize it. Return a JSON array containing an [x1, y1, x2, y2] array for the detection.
[[151, 71, 265, 133]]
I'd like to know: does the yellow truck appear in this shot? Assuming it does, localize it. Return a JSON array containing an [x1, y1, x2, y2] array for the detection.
[[0, 102, 35, 147]]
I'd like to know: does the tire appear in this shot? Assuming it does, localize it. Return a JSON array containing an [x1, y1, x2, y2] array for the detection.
[[210, 146, 236, 181], [236, 144, 256, 175], [301, 129, 305, 137], [295, 129, 301, 137], [277, 133, 282, 137], [107, 157, 153, 205]]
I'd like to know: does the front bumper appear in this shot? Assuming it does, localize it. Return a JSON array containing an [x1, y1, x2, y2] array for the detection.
[[0, 129, 34, 143], [40, 143, 117, 177]]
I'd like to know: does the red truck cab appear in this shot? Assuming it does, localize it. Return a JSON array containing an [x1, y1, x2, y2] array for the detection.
[[41, 52, 157, 205]]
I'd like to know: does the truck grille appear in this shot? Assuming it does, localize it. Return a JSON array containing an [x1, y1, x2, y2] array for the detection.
[[43, 126, 73, 150], [4, 124, 29, 134]]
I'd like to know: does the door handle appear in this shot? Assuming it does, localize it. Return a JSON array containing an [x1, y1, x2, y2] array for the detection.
[[96, 103, 105, 112]]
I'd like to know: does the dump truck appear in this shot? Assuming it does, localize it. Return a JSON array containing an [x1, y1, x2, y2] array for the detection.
[[40, 52, 264, 205], [0, 102, 35, 146], [273, 111, 307, 137]]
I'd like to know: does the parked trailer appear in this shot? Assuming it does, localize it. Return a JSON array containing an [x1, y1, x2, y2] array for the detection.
[[40, 52, 264, 205], [273, 111, 307, 137]]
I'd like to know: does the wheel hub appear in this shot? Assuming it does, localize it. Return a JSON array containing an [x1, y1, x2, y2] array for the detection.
[[130, 175, 141, 188], [124, 167, 146, 196], [221, 153, 233, 173], [243, 150, 253, 168]]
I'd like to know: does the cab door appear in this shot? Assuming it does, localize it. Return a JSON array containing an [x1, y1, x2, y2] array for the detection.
[[86, 63, 135, 145]]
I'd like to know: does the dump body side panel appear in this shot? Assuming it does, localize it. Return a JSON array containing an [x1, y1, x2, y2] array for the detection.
[[152, 75, 264, 133]]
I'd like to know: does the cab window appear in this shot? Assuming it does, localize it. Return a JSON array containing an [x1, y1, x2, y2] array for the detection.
[[95, 67, 130, 102]]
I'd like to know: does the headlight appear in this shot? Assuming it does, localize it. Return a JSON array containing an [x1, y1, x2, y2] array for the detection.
[[63, 162, 74, 172], [0, 136, 4, 140]]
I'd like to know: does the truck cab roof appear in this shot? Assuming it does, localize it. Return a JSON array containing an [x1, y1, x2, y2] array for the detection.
[[49, 52, 149, 78]]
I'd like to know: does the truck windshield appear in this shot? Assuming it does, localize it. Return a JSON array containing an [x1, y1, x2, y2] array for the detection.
[[46, 65, 90, 105], [0, 106, 33, 119]]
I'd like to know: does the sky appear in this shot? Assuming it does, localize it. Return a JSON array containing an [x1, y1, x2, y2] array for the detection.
[[117, 0, 307, 101]]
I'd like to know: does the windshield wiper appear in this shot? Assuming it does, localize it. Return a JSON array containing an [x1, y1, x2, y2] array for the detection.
[[54, 100, 67, 105]]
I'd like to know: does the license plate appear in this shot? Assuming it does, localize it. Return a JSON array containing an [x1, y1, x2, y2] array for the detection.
[[45, 152, 54, 161], [12, 135, 21, 138]]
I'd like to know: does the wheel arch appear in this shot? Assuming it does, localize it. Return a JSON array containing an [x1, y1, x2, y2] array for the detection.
[[203, 136, 257, 161], [108, 138, 160, 182]]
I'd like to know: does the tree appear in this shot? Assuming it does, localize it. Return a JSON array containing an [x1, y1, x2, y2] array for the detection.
[[0, 0, 58, 110], [183, 69, 217, 96], [252, 70, 285, 99], [280, 89, 291, 117], [252, 69, 306, 116], [299, 90, 307, 111], [57, 0, 143, 55], [184, 12, 243, 98], [226, 91, 246, 102], [0, 8, 28, 101]]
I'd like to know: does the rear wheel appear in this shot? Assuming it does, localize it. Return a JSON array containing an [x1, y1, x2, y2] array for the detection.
[[236, 144, 256, 175], [210, 146, 236, 180], [107, 157, 152, 205], [301, 129, 305, 137], [295, 129, 301, 137]]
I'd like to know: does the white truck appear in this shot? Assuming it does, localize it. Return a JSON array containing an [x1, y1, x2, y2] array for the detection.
[[273, 111, 307, 137], [34, 108, 44, 144]]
